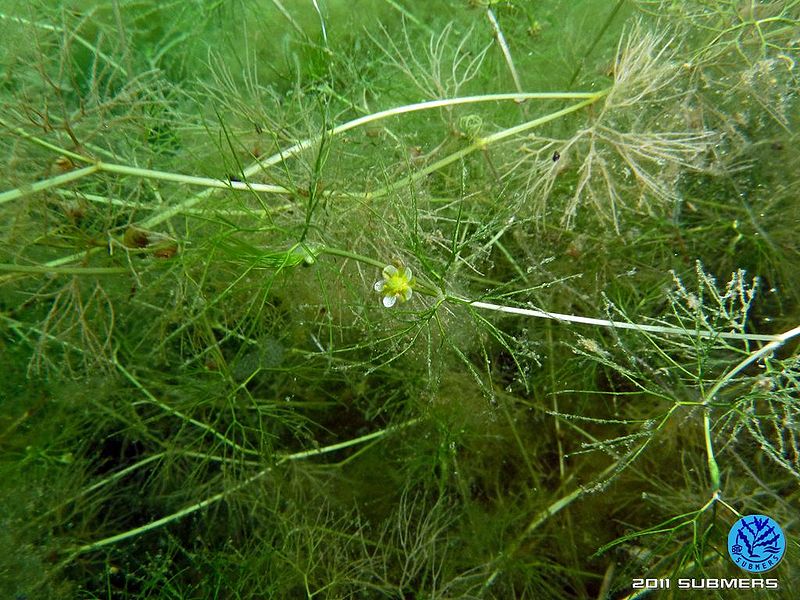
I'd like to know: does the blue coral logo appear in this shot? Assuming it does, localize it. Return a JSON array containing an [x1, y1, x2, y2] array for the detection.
[[728, 515, 785, 573]]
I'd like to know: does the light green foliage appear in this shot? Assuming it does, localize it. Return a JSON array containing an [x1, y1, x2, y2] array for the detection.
[[1, 0, 799, 598]]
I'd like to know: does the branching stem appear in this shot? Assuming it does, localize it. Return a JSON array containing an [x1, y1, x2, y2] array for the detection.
[[61, 418, 420, 561]]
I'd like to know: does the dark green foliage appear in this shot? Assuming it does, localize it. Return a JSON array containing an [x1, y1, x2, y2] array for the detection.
[[1, 1, 799, 598]]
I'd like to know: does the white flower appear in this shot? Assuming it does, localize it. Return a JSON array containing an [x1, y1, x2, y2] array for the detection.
[[373, 264, 414, 308]]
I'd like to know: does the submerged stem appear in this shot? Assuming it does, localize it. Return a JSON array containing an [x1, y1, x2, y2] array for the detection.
[[61, 418, 420, 561], [361, 92, 610, 199], [467, 300, 781, 342]]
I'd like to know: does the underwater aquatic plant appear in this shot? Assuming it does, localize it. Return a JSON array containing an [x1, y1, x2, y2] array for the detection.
[[0, 1, 798, 598]]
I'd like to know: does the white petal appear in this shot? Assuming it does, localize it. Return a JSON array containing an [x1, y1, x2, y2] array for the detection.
[[383, 295, 397, 308], [382, 265, 398, 278], [374, 280, 385, 292], [402, 287, 413, 301], [401, 267, 412, 280]]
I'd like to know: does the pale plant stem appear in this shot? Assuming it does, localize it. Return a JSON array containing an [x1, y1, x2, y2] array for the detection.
[[56, 189, 293, 216], [0, 119, 289, 202], [704, 410, 721, 492], [61, 418, 420, 560], [0, 92, 603, 276], [245, 92, 604, 177], [39, 453, 167, 520], [0, 264, 128, 275], [702, 324, 800, 402], [700, 323, 800, 492], [486, 7, 524, 94], [1, 251, 101, 277], [274, 417, 420, 463], [269, 0, 306, 38], [0, 114, 116, 163], [323, 247, 778, 358], [483, 94, 607, 144], [0, 165, 100, 205], [62, 474, 263, 561], [380, 0, 433, 33], [361, 93, 610, 199], [179, 450, 263, 467], [98, 162, 290, 194], [0, 117, 88, 162], [467, 300, 782, 342], [310, 0, 328, 46]]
